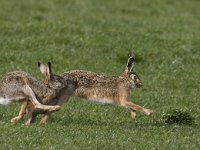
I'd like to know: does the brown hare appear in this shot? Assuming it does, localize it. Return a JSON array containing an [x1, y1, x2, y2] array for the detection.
[[39, 53, 154, 122], [13, 62, 77, 125], [0, 62, 74, 124]]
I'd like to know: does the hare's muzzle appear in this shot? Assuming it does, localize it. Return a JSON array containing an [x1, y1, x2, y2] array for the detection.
[[136, 82, 142, 88]]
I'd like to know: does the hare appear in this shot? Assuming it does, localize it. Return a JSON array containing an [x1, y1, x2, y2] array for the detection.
[[0, 62, 70, 123], [13, 63, 77, 125], [63, 53, 154, 118], [24, 80, 77, 125], [39, 53, 154, 122]]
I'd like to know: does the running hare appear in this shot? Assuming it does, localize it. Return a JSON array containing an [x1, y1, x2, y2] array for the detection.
[[0, 62, 68, 123], [13, 63, 77, 125], [40, 53, 154, 122]]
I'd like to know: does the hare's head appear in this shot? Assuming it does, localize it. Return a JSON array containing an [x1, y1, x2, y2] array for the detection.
[[38, 62, 66, 90], [123, 53, 142, 88]]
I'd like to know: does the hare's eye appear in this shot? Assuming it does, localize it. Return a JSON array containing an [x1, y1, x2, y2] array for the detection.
[[131, 74, 135, 78], [131, 75, 137, 80]]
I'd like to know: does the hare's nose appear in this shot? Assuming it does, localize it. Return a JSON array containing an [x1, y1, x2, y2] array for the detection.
[[137, 82, 142, 88]]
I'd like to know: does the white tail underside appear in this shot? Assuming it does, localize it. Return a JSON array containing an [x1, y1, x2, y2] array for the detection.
[[0, 97, 12, 105]]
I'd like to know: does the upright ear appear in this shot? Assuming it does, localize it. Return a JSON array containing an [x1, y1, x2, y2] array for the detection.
[[125, 52, 135, 73], [38, 62, 51, 84], [48, 62, 52, 74]]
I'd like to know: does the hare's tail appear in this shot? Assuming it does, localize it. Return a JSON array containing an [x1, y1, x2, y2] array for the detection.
[[0, 97, 11, 105]]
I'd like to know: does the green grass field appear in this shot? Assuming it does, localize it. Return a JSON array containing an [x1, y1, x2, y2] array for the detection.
[[0, 0, 200, 149]]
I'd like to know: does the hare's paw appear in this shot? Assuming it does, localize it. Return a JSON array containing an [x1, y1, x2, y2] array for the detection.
[[40, 117, 48, 124], [131, 111, 137, 119], [49, 105, 61, 112], [144, 109, 155, 116], [25, 120, 31, 126], [11, 116, 22, 123]]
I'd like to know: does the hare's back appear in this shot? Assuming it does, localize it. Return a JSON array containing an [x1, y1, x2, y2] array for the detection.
[[0, 71, 33, 100], [0, 71, 32, 86], [62, 70, 122, 87], [0, 71, 50, 99]]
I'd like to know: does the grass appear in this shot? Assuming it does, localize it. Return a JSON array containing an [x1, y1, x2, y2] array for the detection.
[[161, 109, 195, 125], [0, 0, 200, 149]]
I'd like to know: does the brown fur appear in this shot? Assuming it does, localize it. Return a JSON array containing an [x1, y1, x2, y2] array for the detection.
[[39, 53, 154, 123], [0, 70, 61, 123], [24, 80, 77, 125], [60, 70, 153, 116], [13, 63, 77, 125]]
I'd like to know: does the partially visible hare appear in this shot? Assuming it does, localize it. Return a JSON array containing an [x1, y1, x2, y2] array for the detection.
[[39, 53, 154, 123], [14, 63, 77, 125], [0, 62, 67, 123], [25, 80, 77, 125]]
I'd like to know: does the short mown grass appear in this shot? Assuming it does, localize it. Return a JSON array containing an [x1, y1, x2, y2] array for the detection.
[[0, 0, 200, 149]]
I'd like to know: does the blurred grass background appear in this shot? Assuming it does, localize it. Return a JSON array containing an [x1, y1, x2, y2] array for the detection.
[[0, 0, 200, 149]]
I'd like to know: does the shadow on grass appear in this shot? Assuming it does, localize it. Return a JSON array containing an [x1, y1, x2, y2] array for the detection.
[[135, 121, 198, 130], [51, 116, 141, 129], [51, 114, 199, 129], [51, 116, 192, 129]]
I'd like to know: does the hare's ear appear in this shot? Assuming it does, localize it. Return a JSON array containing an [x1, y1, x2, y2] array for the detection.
[[48, 62, 52, 74], [38, 62, 50, 83], [125, 53, 135, 73]]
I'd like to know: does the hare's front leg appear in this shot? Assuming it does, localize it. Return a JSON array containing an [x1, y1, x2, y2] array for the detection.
[[11, 100, 28, 123], [123, 100, 154, 117], [25, 107, 36, 125], [40, 112, 52, 124], [131, 110, 137, 119]]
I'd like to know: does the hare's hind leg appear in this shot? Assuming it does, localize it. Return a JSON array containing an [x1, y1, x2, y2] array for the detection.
[[22, 84, 60, 112], [11, 100, 28, 123]]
